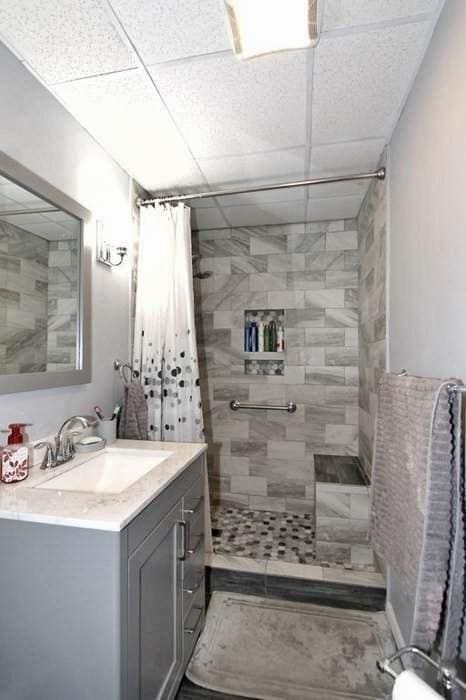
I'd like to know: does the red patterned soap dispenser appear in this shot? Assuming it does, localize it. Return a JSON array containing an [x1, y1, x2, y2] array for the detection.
[[1, 423, 29, 483]]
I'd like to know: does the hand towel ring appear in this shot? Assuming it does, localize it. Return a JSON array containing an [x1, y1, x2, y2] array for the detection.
[[114, 359, 136, 384]]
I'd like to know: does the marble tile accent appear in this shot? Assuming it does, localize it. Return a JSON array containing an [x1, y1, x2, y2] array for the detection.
[[305, 367, 345, 385], [325, 347, 359, 365], [193, 221, 360, 512], [231, 256, 267, 274], [326, 231, 358, 251], [358, 156, 387, 478], [286, 308, 325, 327], [305, 289, 345, 308], [266, 560, 323, 580]]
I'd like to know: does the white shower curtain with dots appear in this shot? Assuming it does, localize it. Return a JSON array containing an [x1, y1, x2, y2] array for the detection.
[[133, 203, 204, 443]]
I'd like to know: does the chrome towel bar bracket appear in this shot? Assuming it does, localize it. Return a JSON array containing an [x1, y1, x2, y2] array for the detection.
[[230, 400, 297, 414], [377, 645, 466, 694]]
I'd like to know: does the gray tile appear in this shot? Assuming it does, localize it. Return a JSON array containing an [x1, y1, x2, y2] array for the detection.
[[249, 273, 287, 292], [287, 233, 325, 254], [267, 254, 306, 272], [231, 440, 267, 459], [305, 252, 345, 270], [326, 231, 358, 251], [230, 475, 267, 495], [305, 405, 346, 426], [267, 482, 306, 498], [286, 271, 326, 290], [325, 309, 358, 328], [305, 328, 345, 346], [286, 309, 325, 328], [325, 270, 358, 288], [325, 348, 359, 366], [250, 235, 287, 255], [231, 256, 267, 273], [305, 289, 345, 309], [305, 367, 345, 385]]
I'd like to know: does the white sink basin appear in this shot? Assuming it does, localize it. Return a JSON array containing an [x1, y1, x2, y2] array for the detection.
[[36, 448, 173, 494]]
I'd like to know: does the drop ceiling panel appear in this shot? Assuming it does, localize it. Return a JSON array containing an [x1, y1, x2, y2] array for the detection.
[[312, 21, 432, 145], [54, 69, 205, 191], [323, 0, 441, 31], [0, 0, 136, 84], [306, 195, 363, 222], [150, 52, 308, 159], [309, 139, 386, 174], [222, 200, 307, 228], [199, 147, 306, 205], [109, 0, 231, 65], [307, 180, 370, 200]]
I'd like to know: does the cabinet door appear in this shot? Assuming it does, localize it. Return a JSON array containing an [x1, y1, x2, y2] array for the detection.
[[128, 502, 183, 700]]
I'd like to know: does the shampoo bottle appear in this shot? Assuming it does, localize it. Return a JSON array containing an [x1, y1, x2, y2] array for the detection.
[[268, 320, 277, 352], [1, 423, 29, 483]]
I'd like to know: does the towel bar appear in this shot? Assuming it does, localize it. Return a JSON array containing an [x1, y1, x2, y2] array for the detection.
[[230, 400, 297, 413], [377, 645, 466, 694]]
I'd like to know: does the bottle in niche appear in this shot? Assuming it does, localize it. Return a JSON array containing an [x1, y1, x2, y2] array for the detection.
[[277, 325, 285, 352], [264, 323, 270, 353], [268, 320, 277, 352], [1, 423, 30, 483], [258, 321, 265, 352], [244, 322, 251, 352], [250, 322, 258, 352]]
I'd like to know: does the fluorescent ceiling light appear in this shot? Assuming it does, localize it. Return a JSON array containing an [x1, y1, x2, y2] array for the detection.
[[224, 0, 323, 60]]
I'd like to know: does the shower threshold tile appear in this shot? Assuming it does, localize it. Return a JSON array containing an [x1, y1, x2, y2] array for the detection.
[[206, 553, 267, 575], [266, 560, 323, 581], [322, 567, 385, 588]]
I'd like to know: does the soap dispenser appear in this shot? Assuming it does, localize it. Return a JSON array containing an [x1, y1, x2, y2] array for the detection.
[[1, 423, 29, 483]]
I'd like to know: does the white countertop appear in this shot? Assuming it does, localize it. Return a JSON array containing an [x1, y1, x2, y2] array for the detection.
[[0, 439, 207, 531]]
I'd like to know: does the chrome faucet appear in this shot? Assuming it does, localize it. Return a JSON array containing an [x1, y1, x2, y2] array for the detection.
[[34, 415, 98, 469]]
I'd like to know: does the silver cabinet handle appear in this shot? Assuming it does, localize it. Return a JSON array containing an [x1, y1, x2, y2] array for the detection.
[[177, 521, 187, 561], [185, 607, 203, 635], [184, 497, 204, 516]]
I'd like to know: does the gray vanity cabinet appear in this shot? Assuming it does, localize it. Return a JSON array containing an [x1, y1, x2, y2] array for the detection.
[[128, 502, 184, 700], [0, 454, 206, 700]]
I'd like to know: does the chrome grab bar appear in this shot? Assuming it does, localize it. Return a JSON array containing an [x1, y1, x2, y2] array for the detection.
[[230, 400, 297, 413]]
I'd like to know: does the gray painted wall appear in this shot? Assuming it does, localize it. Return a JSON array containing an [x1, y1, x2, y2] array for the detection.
[[387, 0, 465, 656], [0, 42, 134, 440], [388, 0, 466, 381]]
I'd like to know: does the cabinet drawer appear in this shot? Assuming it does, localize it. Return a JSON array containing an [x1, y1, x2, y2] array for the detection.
[[183, 574, 205, 623], [183, 604, 204, 665], [183, 477, 204, 519]]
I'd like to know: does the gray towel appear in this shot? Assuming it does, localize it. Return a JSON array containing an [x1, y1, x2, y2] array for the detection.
[[118, 383, 148, 441], [370, 373, 458, 652], [440, 389, 465, 667]]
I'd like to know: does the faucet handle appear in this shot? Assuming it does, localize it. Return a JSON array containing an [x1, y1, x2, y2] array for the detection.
[[34, 441, 57, 470]]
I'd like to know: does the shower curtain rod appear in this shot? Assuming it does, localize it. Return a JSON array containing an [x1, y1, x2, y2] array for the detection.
[[137, 167, 386, 206]]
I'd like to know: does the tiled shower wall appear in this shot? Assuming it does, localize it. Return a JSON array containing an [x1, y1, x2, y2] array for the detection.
[[0, 220, 48, 373], [193, 220, 360, 513], [357, 168, 387, 477], [47, 237, 78, 371]]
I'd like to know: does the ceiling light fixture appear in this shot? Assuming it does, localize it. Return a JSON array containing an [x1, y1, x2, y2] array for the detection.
[[224, 0, 324, 60]]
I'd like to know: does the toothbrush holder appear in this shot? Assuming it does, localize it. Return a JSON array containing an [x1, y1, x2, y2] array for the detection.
[[97, 420, 117, 445]]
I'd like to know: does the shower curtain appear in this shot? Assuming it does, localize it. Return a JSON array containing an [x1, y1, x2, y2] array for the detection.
[[132, 202, 204, 443]]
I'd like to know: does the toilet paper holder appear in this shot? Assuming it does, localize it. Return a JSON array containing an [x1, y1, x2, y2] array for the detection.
[[377, 645, 466, 697]]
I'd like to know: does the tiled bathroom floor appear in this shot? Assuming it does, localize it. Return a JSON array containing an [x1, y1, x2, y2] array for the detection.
[[212, 507, 316, 564]]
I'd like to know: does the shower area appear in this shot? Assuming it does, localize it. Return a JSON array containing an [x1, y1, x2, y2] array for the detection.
[[192, 167, 387, 575]]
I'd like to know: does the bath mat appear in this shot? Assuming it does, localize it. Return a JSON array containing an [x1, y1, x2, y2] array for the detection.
[[187, 592, 394, 700]]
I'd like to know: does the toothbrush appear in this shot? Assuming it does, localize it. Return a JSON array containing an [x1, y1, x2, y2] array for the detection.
[[94, 405, 105, 421], [110, 404, 121, 421]]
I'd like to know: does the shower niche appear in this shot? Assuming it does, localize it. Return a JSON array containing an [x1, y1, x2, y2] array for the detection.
[[243, 308, 285, 376]]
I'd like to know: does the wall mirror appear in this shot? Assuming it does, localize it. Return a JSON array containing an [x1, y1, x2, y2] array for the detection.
[[0, 151, 91, 395]]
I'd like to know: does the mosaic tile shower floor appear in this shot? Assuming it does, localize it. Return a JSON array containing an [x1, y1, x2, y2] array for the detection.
[[211, 506, 317, 564]]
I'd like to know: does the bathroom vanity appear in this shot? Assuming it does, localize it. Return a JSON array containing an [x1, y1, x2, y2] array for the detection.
[[0, 440, 207, 700]]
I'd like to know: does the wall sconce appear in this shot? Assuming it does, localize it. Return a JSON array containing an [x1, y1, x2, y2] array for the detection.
[[96, 221, 128, 268]]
